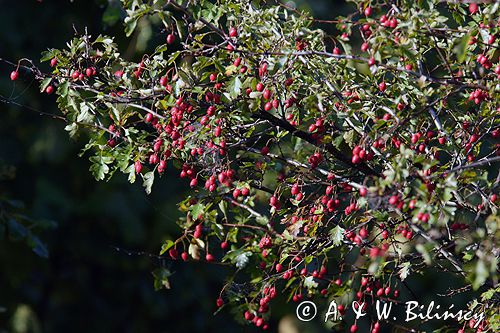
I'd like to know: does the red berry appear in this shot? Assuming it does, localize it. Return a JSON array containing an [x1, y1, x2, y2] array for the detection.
[[221, 241, 229, 250], [169, 248, 178, 260], [10, 71, 18, 81], [216, 297, 224, 307], [256, 82, 264, 92], [50, 58, 58, 67], [160, 76, 168, 87], [181, 252, 189, 261], [229, 27, 238, 37], [469, 3, 478, 14], [378, 81, 386, 92], [166, 33, 175, 44], [45, 85, 54, 94], [134, 160, 143, 174], [364, 7, 372, 16], [206, 253, 215, 262], [350, 324, 358, 333], [269, 196, 278, 207]]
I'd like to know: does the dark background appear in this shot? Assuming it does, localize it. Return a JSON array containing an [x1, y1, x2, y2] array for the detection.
[[0, 1, 480, 333]]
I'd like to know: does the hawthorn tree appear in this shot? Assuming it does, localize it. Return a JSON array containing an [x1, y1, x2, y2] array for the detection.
[[7, 0, 500, 331]]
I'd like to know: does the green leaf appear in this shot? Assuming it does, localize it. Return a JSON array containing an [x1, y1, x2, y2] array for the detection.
[[453, 34, 470, 63], [142, 171, 155, 195], [29, 236, 49, 258], [398, 262, 411, 281], [57, 81, 69, 97], [190, 203, 205, 219], [416, 244, 432, 265], [329, 225, 345, 246], [7, 219, 28, 240], [89, 155, 113, 181], [160, 240, 174, 255], [39, 77, 52, 93], [103, 3, 122, 26], [152, 267, 172, 290], [227, 76, 242, 99]]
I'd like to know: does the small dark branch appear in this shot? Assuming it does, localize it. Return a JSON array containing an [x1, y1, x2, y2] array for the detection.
[[254, 110, 379, 177]]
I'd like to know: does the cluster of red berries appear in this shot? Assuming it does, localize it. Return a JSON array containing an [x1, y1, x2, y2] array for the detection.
[[307, 151, 323, 168], [380, 14, 398, 29], [179, 164, 197, 187], [290, 183, 304, 201], [269, 195, 280, 209], [468, 88, 489, 104], [351, 145, 373, 164], [476, 54, 492, 70], [395, 225, 413, 240]]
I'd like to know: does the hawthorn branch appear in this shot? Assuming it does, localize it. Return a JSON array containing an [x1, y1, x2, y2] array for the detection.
[[254, 110, 379, 177], [409, 224, 465, 277]]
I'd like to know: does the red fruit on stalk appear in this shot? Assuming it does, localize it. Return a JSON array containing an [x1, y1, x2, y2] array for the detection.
[[469, 3, 478, 14], [169, 248, 178, 260], [50, 58, 58, 67], [45, 85, 54, 94], [160, 76, 168, 87], [364, 6, 372, 17], [134, 160, 143, 174], [378, 81, 386, 92], [389, 195, 399, 205], [216, 298, 224, 307], [229, 27, 238, 37], [264, 102, 272, 111], [166, 33, 175, 44], [10, 71, 19, 81], [206, 253, 215, 262]]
